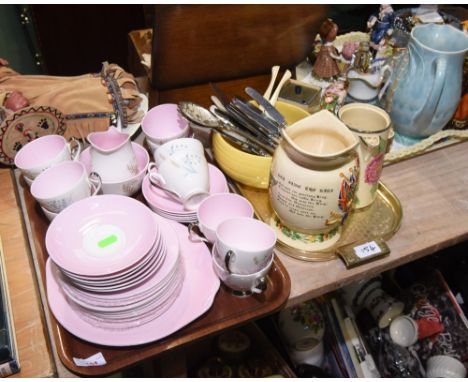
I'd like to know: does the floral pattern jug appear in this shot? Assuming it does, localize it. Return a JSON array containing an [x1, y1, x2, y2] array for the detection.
[[385, 24, 468, 143]]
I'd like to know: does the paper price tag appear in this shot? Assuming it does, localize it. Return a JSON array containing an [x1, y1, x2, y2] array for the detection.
[[73, 352, 107, 367], [353, 241, 381, 259]]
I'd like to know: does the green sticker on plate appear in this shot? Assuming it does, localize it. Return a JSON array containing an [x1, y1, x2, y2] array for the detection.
[[98, 234, 118, 248]]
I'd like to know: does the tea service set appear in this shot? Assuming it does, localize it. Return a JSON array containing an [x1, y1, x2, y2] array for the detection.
[[15, 101, 280, 311]]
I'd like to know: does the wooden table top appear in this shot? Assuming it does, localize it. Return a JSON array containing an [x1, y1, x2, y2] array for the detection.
[[0, 170, 55, 378], [281, 140, 468, 307]]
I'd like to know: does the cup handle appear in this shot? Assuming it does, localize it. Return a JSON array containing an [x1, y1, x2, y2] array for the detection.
[[225, 250, 236, 274], [359, 135, 382, 162], [148, 166, 183, 201], [68, 137, 82, 161], [378, 64, 393, 101], [251, 277, 267, 294], [187, 223, 210, 243], [88, 172, 102, 195]]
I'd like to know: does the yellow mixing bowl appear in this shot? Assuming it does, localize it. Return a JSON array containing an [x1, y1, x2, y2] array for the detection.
[[212, 101, 310, 189]]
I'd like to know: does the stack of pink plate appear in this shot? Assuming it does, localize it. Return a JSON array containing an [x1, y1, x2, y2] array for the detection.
[[142, 163, 229, 223], [45, 194, 220, 346]]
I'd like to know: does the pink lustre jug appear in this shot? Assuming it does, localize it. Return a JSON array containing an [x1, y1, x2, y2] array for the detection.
[[87, 126, 137, 183]]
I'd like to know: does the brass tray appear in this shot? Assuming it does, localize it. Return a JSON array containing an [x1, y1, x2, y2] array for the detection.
[[235, 181, 402, 262]]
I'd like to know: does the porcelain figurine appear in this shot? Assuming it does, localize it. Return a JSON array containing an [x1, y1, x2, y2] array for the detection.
[[367, 4, 395, 50], [320, 80, 347, 112], [312, 19, 341, 80]]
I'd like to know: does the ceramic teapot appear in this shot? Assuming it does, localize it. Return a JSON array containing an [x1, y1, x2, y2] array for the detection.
[[384, 24, 468, 143], [87, 126, 137, 183], [269, 110, 359, 250]]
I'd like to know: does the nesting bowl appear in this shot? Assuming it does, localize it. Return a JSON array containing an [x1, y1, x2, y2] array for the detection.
[[212, 101, 309, 189]]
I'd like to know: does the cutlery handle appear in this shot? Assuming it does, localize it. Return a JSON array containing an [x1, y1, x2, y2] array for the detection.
[[217, 130, 271, 157], [269, 69, 291, 106], [263, 65, 280, 101]]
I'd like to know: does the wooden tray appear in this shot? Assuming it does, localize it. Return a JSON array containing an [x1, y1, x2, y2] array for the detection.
[[14, 172, 291, 376], [236, 181, 402, 262]]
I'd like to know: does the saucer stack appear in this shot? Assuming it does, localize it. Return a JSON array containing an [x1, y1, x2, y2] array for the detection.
[[142, 163, 229, 223], [45, 194, 220, 346], [45, 194, 183, 330]]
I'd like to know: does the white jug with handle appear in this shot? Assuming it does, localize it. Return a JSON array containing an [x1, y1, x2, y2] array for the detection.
[[87, 126, 137, 183], [347, 63, 392, 102]]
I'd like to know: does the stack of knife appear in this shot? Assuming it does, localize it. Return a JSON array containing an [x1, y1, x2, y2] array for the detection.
[[210, 82, 289, 156]]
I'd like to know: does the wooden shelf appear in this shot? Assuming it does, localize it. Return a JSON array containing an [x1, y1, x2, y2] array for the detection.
[[0, 170, 55, 378]]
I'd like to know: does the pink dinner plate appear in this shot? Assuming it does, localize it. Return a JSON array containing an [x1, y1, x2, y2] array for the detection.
[[46, 195, 157, 277], [46, 213, 220, 346], [142, 163, 228, 215]]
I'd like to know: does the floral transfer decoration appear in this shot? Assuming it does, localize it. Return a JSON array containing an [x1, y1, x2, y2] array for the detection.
[[365, 152, 385, 184], [274, 216, 339, 244], [289, 301, 324, 333]]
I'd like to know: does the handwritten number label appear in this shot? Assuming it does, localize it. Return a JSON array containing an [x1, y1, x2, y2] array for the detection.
[[73, 352, 107, 367], [354, 241, 381, 259]]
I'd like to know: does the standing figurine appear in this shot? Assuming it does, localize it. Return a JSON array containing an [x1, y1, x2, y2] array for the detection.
[[352, 41, 374, 73], [312, 19, 341, 80], [367, 4, 395, 50]]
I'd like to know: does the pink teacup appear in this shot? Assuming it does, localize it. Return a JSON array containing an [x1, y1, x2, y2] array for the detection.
[[142, 103, 190, 146], [188, 193, 254, 243], [14, 135, 81, 181], [31, 161, 101, 213], [215, 217, 276, 275]]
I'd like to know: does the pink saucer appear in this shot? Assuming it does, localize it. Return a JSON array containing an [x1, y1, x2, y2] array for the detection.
[[142, 164, 228, 215], [46, 195, 157, 277], [46, 213, 220, 346]]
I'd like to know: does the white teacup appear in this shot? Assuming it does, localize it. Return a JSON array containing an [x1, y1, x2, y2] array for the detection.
[[14, 135, 81, 181], [215, 217, 276, 275], [147, 153, 209, 211], [363, 288, 404, 329], [426, 355, 466, 378], [188, 193, 254, 243], [31, 161, 101, 213], [212, 245, 273, 295], [154, 137, 205, 167]]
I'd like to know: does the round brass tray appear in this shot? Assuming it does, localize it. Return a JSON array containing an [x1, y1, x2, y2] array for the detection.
[[236, 181, 402, 262]]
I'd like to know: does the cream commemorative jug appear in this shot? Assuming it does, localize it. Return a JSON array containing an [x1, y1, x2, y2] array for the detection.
[[269, 110, 359, 248]]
